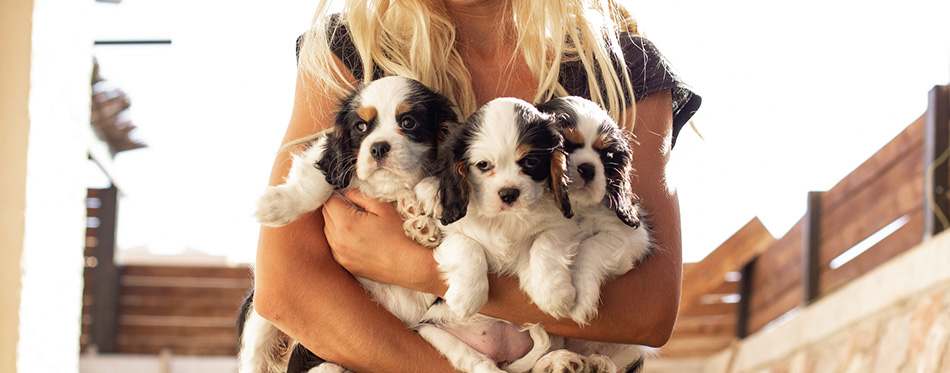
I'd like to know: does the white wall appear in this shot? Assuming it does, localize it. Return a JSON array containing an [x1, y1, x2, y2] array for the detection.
[[10, 0, 93, 371]]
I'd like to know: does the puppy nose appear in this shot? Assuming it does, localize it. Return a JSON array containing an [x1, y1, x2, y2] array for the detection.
[[578, 163, 595, 182], [499, 188, 520, 205], [370, 142, 391, 160]]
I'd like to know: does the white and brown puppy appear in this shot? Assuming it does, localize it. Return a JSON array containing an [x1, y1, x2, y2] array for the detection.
[[239, 76, 455, 373], [534, 96, 654, 372], [426, 97, 579, 321]]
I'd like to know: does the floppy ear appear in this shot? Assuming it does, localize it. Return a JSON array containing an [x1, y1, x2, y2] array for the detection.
[[549, 148, 573, 219], [605, 135, 640, 228], [316, 128, 356, 189], [436, 122, 472, 225]]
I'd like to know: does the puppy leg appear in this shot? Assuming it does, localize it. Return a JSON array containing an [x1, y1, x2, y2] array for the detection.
[[238, 309, 291, 373], [255, 136, 334, 226], [518, 226, 578, 319], [570, 224, 650, 324], [306, 363, 347, 373], [417, 324, 505, 373], [434, 234, 491, 319]]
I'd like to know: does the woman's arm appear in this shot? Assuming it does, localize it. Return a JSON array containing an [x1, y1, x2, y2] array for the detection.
[[253, 59, 458, 372], [323, 90, 682, 347]]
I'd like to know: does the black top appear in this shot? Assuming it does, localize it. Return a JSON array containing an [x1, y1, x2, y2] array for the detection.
[[298, 15, 701, 147]]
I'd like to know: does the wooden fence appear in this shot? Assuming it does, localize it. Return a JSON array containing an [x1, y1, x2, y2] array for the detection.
[[80, 85, 948, 359], [664, 85, 950, 358]]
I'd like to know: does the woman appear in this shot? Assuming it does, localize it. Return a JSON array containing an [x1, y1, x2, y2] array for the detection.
[[253, 0, 701, 371]]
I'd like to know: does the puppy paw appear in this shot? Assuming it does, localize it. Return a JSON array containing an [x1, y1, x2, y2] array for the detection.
[[307, 363, 347, 373], [403, 215, 441, 248], [531, 350, 588, 373], [569, 282, 602, 325], [395, 190, 422, 219], [529, 284, 576, 320], [413, 177, 442, 218], [444, 286, 487, 319], [471, 361, 506, 373], [584, 354, 617, 373], [255, 187, 306, 226]]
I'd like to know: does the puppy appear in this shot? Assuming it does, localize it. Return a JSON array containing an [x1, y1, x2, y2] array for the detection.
[[428, 97, 579, 323], [534, 96, 654, 372], [238, 76, 455, 373]]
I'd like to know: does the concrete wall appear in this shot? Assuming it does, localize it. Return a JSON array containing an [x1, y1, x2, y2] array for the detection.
[[1, 0, 93, 371], [648, 231, 950, 373]]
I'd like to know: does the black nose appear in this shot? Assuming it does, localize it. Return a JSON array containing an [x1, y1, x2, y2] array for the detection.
[[578, 163, 595, 182], [370, 142, 391, 160], [499, 188, 520, 205]]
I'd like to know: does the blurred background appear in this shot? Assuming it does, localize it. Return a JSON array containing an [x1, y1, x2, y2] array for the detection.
[[2, 0, 949, 372]]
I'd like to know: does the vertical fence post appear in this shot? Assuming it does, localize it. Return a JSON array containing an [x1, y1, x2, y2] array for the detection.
[[802, 191, 823, 304], [90, 185, 120, 353], [735, 257, 756, 339], [924, 85, 950, 239]]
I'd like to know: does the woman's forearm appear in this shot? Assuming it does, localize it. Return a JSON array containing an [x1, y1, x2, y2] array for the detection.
[[254, 211, 457, 372]]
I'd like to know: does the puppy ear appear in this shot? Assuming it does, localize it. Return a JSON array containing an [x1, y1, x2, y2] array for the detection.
[[436, 125, 470, 225], [549, 148, 573, 219], [605, 135, 640, 228], [316, 128, 356, 189]]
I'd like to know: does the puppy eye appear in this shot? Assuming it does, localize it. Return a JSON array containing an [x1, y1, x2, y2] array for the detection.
[[399, 117, 418, 130], [474, 161, 493, 172], [519, 156, 541, 169], [356, 121, 368, 133]]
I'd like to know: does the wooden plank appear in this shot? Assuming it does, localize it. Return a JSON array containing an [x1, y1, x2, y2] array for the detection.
[[820, 209, 924, 294], [679, 218, 774, 316], [749, 228, 802, 312], [924, 85, 950, 238], [658, 335, 734, 358], [122, 265, 252, 279], [117, 344, 237, 356], [121, 275, 252, 289], [672, 315, 736, 336], [120, 284, 250, 299], [117, 324, 236, 338], [803, 192, 822, 304], [821, 115, 925, 211], [749, 283, 801, 334], [819, 166, 924, 267], [678, 301, 736, 318], [119, 304, 242, 318], [120, 294, 248, 309]]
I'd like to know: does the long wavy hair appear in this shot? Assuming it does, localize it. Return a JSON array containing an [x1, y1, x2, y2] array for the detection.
[[297, 0, 638, 125]]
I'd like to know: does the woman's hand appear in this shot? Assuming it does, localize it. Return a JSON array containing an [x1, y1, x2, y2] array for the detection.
[[322, 190, 447, 293]]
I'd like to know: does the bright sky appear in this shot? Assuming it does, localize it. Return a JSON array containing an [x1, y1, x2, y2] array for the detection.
[[88, 0, 950, 264]]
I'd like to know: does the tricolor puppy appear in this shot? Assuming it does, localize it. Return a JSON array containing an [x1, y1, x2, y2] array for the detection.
[[534, 96, 654, 372], [238, 76, 455, 373], [425, 97, 579, 322]]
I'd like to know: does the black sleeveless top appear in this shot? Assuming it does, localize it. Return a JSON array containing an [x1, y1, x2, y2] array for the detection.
[[298, 15, 701, 147]]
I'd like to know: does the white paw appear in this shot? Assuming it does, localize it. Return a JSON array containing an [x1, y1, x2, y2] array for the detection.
[[569, 283, 601, 325], [403, 215, 441, 248], [413, 177, 442, 218], [532, 350, 588, 373], [254, 187, 307, 226], [395, 190, 422, 219], [529, 284, 576, 320], [472, 361, 506, 373], [584, 354, 617, 373], [307, 363, 347, 373], [444, 285, 487, 319]]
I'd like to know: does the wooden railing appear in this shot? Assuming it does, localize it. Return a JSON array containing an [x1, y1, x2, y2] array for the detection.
[[664, 85, 950, 358]]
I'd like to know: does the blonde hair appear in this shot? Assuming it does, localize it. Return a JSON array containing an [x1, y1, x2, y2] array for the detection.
[[298, 0, 638, 125]]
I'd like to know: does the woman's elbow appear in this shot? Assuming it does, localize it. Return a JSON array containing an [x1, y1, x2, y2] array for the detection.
[[640, 303, 677, 348]]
